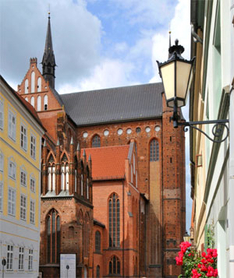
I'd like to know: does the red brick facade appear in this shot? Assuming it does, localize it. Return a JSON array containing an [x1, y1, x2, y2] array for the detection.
[[18, 55, 185, 277]]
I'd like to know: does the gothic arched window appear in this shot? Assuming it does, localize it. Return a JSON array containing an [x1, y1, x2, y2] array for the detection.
[[37, 96, 41, 111], [47, 209, 60, 263], [31, 72, 35, 93], [150, 139, 159, 161], [37, 77, 41, 92], [44, 95, 48, 111], [109, 193, 120, 248], [92, 135, 100, 148], [109, 256, 120, 275], [95, 231, 101, 253], [96, 265, 100, 278]]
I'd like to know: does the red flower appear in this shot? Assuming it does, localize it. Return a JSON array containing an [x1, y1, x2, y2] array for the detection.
[[175, 256, 183, 266], [202, 252, 206, 257]]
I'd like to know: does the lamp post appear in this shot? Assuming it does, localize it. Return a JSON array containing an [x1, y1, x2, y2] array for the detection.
[[157, 40, 229, 143], [183, 231, 191, 243]]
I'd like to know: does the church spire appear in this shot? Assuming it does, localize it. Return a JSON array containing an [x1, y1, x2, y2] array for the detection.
[[42, 12, 56, 89]]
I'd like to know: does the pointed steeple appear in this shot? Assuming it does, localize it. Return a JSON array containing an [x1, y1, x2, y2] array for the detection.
[[42, 12, 56, 89]]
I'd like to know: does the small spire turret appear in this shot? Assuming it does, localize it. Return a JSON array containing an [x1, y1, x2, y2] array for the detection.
[[42, 12, 56, 89]]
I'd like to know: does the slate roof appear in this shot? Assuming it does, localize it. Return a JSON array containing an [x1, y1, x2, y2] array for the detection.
[[60, 82, 163, 126], [83, 145, 130, 181]]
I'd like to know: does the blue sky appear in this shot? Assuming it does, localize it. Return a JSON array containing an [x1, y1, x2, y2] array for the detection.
[[0, 0, 192, 230]]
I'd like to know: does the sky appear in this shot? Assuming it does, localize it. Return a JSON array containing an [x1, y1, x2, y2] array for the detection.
[[0, 0, 192, 231]]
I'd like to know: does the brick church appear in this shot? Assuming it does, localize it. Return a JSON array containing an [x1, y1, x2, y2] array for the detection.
[[17, 14, 186, 278]]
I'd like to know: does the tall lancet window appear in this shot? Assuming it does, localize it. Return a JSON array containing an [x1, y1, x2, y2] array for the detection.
[[44, 95, 48, 111], [80, 162, 84, 196], [31, 97, 35, 107], [61, 164, 69, 191], [48, 155, 55, 192], [150, 139, 159, 161], [37, 96, 41, 111], [31, 72, 35, 93], [25, 79, 28, 94], [47, 209, 60, 263], [109, 193, 120, 248], [37, 77, 42, 92], [61, 153, 69, 191]]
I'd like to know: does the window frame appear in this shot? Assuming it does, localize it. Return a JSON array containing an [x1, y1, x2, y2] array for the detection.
[[20, 122, 27, 152], [30, 133, 36, 160], [20, 194, 27, 221], [8, 158, 16, 180], [150, 139, 159, 162], [8, 108, 16, 141], [30, 174, 36, 193], [30, 200, 35, 224], [0, 182, 3, 212], [0, 149, 3, 172], [28, 249, 33, 271], [95, 231, 101, 253], [18, 246, 24, 270], [92, 134, 101, 148], [8, 187, 16, 216], [109, 193, 120, 248], [20, 167, 27, 187], [6, 245, 13, 270]]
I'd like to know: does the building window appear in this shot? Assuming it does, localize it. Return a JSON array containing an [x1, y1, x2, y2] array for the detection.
[[47, 209, 60, 263], [44, 95, 48, 110], [31, 96, 35, 107], [109, 193, 120, 248], [20, 168, 27, 187], [92, 135, 101, 147], [48, 165, 56, 191], [30, 134, 36, 159], [8, 187, 16, 216], [28, 249, 33, 271], [8, 110, 16, 141], [30, 200, 35, 224], [75, 169, 78, 193], [0, 150, 3, 172], [31, 71, 35, 93], [0, 97, 3, 130], [20, 195, 27, 220], [25, 79, 28, 94], [150, 139, 159, 161], [20, 124, 27, 151], [6, 245, 13, 270], [0, 182, 3, 211], [37, 77, 42, 92], [30, 175, 35, 192], [8, 158, 16, 180], [61, 165, 69, 191], [87, 178, 89, 199], [81, 174, 84, 196], [95, 231, 101, 253], [96, 265, 100, 278], [37, 96, 41, 111], [18, 247, 24, 270], [109, 256, 120, 275]]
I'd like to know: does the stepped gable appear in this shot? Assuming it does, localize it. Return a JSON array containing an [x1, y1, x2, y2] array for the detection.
[[60, 82, 164, 126], [83, 145, 130, 180]]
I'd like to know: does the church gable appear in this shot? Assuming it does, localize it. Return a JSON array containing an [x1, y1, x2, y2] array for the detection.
[[17, 58, 63, 112]]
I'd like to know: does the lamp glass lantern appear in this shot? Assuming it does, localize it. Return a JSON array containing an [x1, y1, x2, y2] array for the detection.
[[157, 40, 194, 109], [183, 231, 191, 243]]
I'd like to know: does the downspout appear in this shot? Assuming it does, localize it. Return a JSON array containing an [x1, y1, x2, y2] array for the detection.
[[122, 178, 125, 277]]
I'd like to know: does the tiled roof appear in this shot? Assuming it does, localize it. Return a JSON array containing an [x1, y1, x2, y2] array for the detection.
[[60, 82, 163, 126], [83, 145, 130, 180]]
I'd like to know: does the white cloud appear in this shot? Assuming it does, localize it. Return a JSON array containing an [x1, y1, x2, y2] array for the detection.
[[150, 0, 191, 82], [59, 58, 136, 93]]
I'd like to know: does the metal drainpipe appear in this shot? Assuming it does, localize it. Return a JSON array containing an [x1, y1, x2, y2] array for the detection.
[[122, 178, 125, 277]]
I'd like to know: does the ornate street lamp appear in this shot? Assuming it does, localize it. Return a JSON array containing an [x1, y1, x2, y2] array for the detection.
[[157, 40, 229, 143], [183, 231, 191, 243]]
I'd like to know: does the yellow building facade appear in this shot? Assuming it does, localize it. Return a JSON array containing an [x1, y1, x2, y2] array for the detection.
[[0, 76, 45, 277]]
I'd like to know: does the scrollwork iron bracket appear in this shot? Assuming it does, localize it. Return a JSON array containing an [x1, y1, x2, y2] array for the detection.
[[177, 119, 229, 143]]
